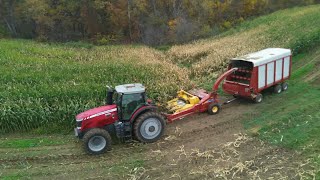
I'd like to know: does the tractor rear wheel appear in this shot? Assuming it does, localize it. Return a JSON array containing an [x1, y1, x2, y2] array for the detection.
[[208, 103, 221, 115], [282, 82, 288, 91], [83, 128, 112, 155], [133, 112, 165, 143], [274, 84, 282, 94]]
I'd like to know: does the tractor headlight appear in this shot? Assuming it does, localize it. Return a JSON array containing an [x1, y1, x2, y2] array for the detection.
[[76, 119, 83, 130]]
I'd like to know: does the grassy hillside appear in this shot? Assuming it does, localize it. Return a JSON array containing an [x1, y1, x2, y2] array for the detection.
[[1, 5, 320, 133], [169, 5, 320, 85], [244, 48, 320, 178], [0, 40, 192, 133]]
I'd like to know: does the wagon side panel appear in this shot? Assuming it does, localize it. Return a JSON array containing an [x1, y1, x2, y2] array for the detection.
[[267, 62, 275, 85], [289, 55, 292, 78], [258, 65, 266, 91], [275, 59, 283, 82], [283, 56, 291, 79]]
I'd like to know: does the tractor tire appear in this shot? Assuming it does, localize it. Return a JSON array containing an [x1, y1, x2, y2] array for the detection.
[[83, 128, 112, 155], [133, 112, 165, 143], [282, 82, 288, 91], [254, 93, 263, 103], [208, 103, 221, 115], [274, 84, 282, 94]]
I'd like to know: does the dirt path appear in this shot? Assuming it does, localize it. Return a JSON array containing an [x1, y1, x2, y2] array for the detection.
[[141, 99, 314, 179], [0, 99, 315, 180]]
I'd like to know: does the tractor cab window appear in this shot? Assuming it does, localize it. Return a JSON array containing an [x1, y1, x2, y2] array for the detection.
[[121, 93, 146, 120], [113, 92, 119, 104]]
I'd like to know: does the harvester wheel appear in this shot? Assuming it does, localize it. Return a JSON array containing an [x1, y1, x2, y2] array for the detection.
[[282, 82, 288, 91], [254, 93, 263, 103], [274, 84, 282, 94], [133, 112, 165, 143], [208, 103, 221, 115], [83, 128, 112, 155]]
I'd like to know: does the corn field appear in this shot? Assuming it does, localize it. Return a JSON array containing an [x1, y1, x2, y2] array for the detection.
[[0, 40, 192, 133]]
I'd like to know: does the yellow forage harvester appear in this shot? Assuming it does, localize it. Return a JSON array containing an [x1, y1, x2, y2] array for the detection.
[[166, 90, 200, 114]]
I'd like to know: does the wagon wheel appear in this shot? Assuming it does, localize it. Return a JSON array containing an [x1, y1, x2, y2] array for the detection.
[[254, 93, 263, 103], [208, 103, 221, 115], [274, 84, 282, 94], [282, 82, 288, 91]]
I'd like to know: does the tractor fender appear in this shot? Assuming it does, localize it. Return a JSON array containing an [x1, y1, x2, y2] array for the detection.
[[130, 106, 157, 123], [78, 124, 115, 139]]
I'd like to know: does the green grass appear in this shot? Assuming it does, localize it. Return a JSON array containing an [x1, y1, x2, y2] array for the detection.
[[218, 5, 320, 57], [1, 174, 25, 180], [0, 137, 66, 148], [0, 152, 145, 179], [154, 45, 172, 52], [244, 49, 320, 178], [108, 158, 145, 175], [224, 5, 320, 54]]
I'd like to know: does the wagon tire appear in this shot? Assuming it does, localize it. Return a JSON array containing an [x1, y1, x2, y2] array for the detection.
[[208, 103, 221, 115], [83, 128, 112, 155], [254, 94, 263, 103], [134, 112, 165, 143], [274, 84, 282, 94], [282, 82, 288, 91]]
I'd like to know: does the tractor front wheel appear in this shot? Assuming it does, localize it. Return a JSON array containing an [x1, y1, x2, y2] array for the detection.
[[208, 103, 221, 115], [83, 128, 112, 155], [134, 112, 165, 143]]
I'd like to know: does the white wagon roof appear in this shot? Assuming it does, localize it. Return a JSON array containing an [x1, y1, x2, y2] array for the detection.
[[115, 83, 145, 94], [231, 48, 292, 67]]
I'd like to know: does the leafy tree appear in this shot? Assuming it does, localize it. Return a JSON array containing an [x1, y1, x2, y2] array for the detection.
[[0, 0, 18, 36], [1, 0, 319, 44]]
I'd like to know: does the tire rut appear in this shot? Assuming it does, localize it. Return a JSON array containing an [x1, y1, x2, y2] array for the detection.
[[0, 153, 83, 164], [159, 118, 241, 149]]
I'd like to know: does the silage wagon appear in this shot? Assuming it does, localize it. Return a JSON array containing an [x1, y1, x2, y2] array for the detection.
[[223, 48, 292, 102]]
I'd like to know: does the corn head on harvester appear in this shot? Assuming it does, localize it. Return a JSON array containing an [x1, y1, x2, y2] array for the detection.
[[74, 68, 237, 155]]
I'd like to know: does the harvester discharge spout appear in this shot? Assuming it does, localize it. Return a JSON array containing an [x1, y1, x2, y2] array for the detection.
[[212, 68, 238, 93]]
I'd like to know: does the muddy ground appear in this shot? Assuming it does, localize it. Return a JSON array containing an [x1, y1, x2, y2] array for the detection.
[[0, 99, 316, 179]]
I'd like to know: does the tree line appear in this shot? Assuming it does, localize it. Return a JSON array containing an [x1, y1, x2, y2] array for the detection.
[[0, 0, 319, 45]]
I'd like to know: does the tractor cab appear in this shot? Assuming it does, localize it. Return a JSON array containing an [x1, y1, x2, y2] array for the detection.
[[106, 83, 147, 121]]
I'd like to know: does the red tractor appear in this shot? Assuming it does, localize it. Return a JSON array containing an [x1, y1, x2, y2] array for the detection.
[[75, 83, 166, 155], [75, 68, 238, 155]]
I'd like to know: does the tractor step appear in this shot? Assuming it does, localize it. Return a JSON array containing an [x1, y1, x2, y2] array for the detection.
[[115, 121, 133, 143]]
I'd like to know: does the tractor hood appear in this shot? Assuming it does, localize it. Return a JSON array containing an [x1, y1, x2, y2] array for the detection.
[[76, 104, 117, 121]]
